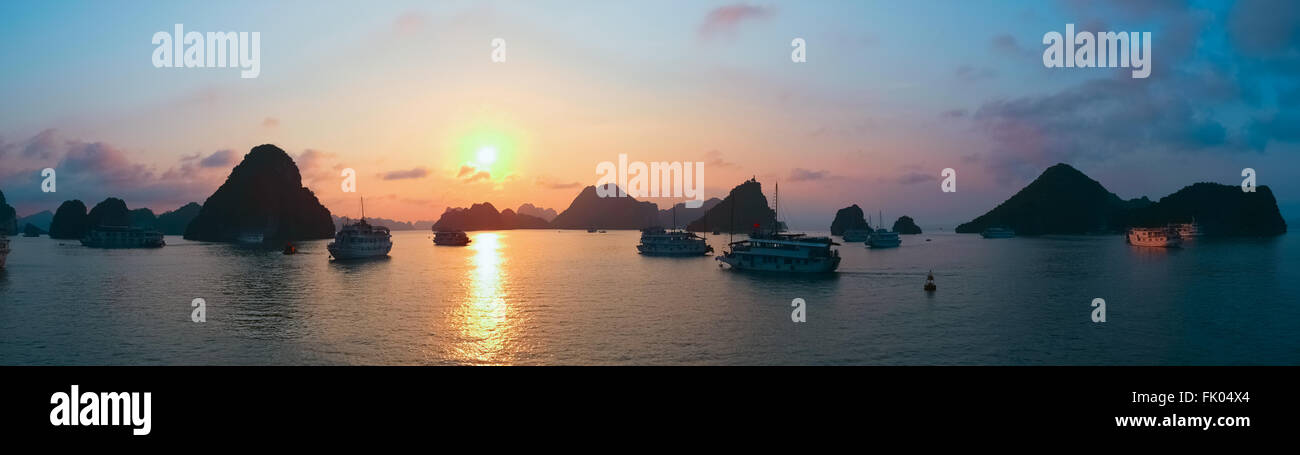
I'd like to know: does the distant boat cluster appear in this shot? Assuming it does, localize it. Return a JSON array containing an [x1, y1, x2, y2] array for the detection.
[[80, 226, 166, 248]]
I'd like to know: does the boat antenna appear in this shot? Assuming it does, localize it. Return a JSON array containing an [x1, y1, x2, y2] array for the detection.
[[361, 196, 365, 221], [774, 181, 780, 234]]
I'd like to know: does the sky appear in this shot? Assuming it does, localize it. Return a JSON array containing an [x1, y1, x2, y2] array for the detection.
[[0, 0, 1297, 229]]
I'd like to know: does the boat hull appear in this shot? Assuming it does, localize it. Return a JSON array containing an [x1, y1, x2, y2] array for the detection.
[[327, 244, 392, 259], [1127, 235, 1182, 248], [79, 238, 165, 248], [716, 254, 840, 273], [637, 244, 711, 256]]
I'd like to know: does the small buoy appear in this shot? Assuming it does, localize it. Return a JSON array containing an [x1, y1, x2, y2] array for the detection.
[[283, 242, 297, 255]]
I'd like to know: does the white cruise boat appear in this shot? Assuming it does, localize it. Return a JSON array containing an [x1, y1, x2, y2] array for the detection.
[[1127, 227, 1182, 248], [716, 182, 839, 272], [80, 226, 165, 248], [841, 227, 871, 242], [637, 227, 712, 256], [433, 230, 471, 246], [717, 231, 840, 272], [980, 226, 1016, 238], [327, 218, 392, 259], [866, 229, 901, 248], [0, 234, 10, 269]]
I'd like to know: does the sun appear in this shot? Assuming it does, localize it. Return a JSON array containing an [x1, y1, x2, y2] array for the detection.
[[476, 146, 498, 166]]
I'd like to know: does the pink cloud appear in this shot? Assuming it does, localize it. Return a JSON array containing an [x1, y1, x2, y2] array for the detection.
[[699, 4, 772, 40]]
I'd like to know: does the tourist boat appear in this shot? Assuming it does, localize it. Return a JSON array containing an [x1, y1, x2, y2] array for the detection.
[[80, 226, 166, 248], [433, 230, 471, 246], [980, 226, 1016, 238], [637, 227, 712, 256], [866, 229, 900, 248], [1169, 220, 1200, 239], [327, 218, 392, 259], [587, 228, 598, 233], [0, 234, 9, 269], [1127, 227, 1182, 248], [924, 270, 937, 292], [717, 183, 840, 273], [841, 227, 871, 243], [717, 232, 841, 272], [865, 210, 900, 247]]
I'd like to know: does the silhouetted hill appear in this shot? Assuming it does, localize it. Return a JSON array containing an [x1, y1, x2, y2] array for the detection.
[[516, 203, 558, 222], [830, 204, 870, 235], [156, 203, 201, 235], [892, 216, 922, 234], [184, 144, 335, 242], [48, 200, 89, 239], [431, 202, 550, 231], [87, 198, 131, 228], [23, 223, 44, 236], [503, 208, 551, 229], [1124, 183, 1286, 236], [16, 210, 53, 232], [0, 190, 16, 235], [657, 198, 721, 228], [551, 185, 659, 230], [685, 179, 777, 233], [956, 164, 1148, 235], [129, 208, 157, 230]]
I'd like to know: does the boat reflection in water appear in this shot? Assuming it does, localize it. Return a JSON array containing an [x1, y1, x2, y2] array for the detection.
[[449, 233, 522, 365]]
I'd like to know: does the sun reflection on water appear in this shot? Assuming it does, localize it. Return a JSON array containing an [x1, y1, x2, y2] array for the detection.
[[452, 232, 517, 365]]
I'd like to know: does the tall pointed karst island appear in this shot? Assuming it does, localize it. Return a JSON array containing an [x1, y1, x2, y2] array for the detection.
[[685, 178, 777, 233], [184, 144, 336, 243], [550, 185, 660, 230]]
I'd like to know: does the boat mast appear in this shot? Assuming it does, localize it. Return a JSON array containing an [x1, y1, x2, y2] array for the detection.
[[729, 187, 735, 244], [774, 182, 779, 234]]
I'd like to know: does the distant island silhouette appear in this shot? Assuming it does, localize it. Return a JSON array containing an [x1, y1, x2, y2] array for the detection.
[[516, 203, 558, 222], [16, 210, 53, 233], [332, 215, 434, 232], [956, 163, 1287, 236], [892, 216, 922, 234], [550, 185, 660, 230], [830, 204, 871, 235], [431, 202, 550, 231]]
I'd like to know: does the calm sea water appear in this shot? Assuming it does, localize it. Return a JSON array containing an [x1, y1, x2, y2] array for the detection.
[[1, 230, 1296, 365]]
